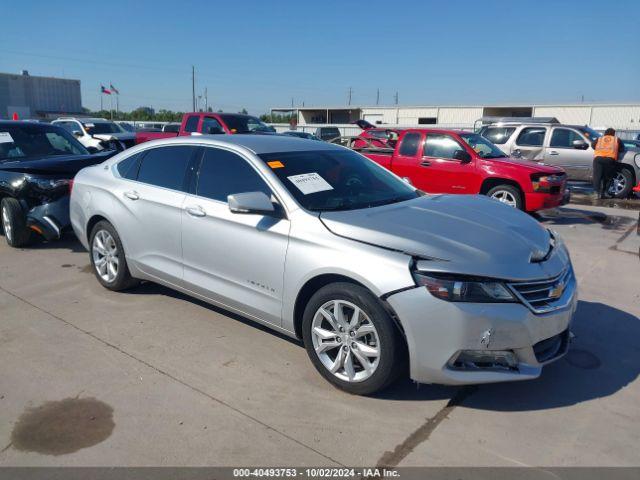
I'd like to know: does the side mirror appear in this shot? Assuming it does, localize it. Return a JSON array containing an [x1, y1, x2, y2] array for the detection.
[[572, 139, 588, 150], [512, 148, 523, 158], [72, 130, 83, 137], [453, 150, 472, 163], [228, 191, 275, 215], [86, 146, 100, 154]]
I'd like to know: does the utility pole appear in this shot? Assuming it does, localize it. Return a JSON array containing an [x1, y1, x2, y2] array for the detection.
[[348, 87, 352, 106], [204, 88, 208, 111], [394, 91, 399, 105], [376, 88, 380, 105], [191, 66, 196, 111]]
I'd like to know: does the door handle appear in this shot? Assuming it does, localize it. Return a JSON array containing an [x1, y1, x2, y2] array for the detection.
[[124, 191, 139, 200], [185, 205, 206, 217], [420, 160, 431, 167], [548, 150, 559, 155]]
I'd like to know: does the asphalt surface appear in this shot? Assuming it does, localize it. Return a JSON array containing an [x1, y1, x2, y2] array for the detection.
[[0, 203, 638, 467]]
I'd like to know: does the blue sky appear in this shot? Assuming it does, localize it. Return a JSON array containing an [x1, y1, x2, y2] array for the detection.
[[2, 0, 639, 114]]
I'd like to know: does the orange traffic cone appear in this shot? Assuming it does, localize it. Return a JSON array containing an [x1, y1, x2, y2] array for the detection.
[[12, 112, 18, 120]]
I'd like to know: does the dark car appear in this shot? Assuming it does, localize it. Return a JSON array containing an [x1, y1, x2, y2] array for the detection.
[[0, 121, 115, 247], [281, 130, 322, 141], [314, 126, 341, 141]]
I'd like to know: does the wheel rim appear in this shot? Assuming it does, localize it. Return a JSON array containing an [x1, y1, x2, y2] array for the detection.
[[1, 206, 12, 243], [311, 300, 380, 383], [608, 173, 626, 196], [491, 190, 517, 207], [92, 230, 119, 283]]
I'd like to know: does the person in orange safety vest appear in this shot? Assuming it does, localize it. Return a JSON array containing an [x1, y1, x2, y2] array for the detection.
[[592, 128, 625, 199]]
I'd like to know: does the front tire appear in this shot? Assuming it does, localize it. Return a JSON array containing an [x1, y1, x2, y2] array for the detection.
[[89, 220, 139, 291], [1, 198, 32, 248], [487, 184, 523, 210], [302, 282, 405, 395]]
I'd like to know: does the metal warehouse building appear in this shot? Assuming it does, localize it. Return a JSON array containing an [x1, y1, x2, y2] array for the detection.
[[270, 103, 640, 135], [0, 71, 83, 120]]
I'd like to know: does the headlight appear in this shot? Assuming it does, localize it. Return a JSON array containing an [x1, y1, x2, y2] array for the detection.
[[413, 272, 516, 303], [531, 173, 564, 192]]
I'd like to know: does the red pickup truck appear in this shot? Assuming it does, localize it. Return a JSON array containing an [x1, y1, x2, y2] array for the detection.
[[135, 112, 276, 144], [355, 129, 568, 212]]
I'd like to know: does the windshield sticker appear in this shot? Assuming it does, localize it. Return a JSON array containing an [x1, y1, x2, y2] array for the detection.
[[287, 172, 333, 195], [0, 132, 14, 144], [267, 160, 285, 169]]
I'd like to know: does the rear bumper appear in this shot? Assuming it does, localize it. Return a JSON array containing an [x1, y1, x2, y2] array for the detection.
[[25, 195, 70, 241], [386, 277, 578, 385]]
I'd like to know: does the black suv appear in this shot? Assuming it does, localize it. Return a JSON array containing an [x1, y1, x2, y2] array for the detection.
[[0, 121, 115, 247]]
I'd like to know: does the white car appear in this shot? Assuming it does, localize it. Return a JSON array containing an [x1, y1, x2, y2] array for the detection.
[[53, 117, 136, 151]]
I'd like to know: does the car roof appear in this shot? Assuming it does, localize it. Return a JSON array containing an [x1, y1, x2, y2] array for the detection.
[[404, 128, 469, 135], [484, 123, 589, 129], [55, 117, 111, 123], [138, 134, 342, 154]]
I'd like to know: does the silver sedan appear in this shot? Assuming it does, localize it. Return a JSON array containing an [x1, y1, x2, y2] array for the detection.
[[70, 136, 577, 395]]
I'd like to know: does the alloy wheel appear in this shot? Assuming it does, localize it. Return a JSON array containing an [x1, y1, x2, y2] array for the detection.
[[1, 206, 12, 243], [608, 172, 626, 196], [311, 300, 380, 383], [92, 229, 119, 283], [490, 190, 517, 208]]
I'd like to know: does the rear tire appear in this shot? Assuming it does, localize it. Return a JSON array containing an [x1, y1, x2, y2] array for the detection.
[[608, 168, 634, 199], [1, 198, 32, 248], [487, 184, 523, 210], [89, 220, 139, 291], [302, 282, 405, 395]]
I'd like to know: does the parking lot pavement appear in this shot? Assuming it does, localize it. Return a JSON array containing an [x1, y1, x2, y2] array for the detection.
[[0, 203, 638, 467]]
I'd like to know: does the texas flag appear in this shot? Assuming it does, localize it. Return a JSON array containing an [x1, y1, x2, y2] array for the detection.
[[100, 85, 111, 95], [110, 84, 119, 95]]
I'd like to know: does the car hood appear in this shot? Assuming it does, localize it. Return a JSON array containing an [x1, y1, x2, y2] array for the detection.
[[0, 152, 113, 175], [93, 132, 136, 141], [320, 194, 567, 281], [483, 156, 564, 173]]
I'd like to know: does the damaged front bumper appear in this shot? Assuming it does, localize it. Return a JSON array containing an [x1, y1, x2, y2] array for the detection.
[[386, 275, 577, 385], [24, 195, 70, 241]]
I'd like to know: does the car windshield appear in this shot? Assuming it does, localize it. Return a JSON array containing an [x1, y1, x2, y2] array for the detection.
[[219, 114, 274, 133], [82, 121, 121, 134], [578, 126, 601, 141], [459, 132, 507, 158], [0, 124, 89, 161], [259, 149, 419, 212]]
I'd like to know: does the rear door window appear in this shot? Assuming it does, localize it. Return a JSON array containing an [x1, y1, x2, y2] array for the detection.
[[136, 146, 197, 191], [398, 133, 421, 156], [516, 127, 547, 147], [116, 152, 143, 179], [196, 147, 272, 202], [183, 115, 200, 133]]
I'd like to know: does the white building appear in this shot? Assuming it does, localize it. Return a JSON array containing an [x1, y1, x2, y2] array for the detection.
[[270, 103, 640, 133]]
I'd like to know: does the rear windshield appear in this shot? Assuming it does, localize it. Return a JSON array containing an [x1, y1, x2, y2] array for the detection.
[[258, 149, 418, 212], [83, 121, 122, 134], [219, 114, 274, 133], [0, 124, 89, 160]]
